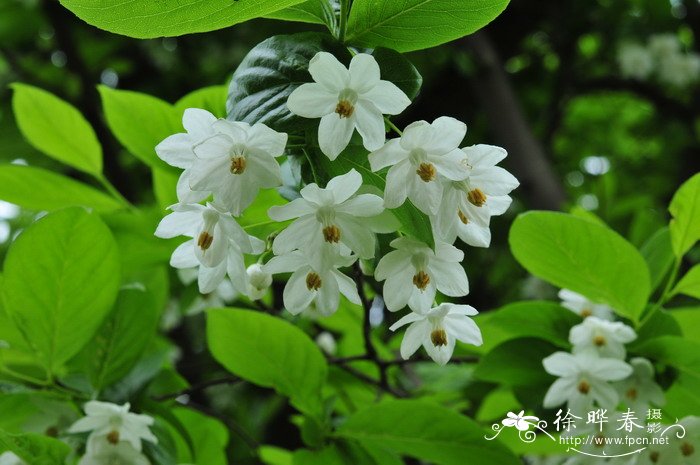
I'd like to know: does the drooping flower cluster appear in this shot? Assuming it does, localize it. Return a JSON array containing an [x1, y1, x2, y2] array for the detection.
[[543, 290, 664, 415], [69, 401, 157, 465], [154, 51, 519, 365], [618, 33, 700, 88]]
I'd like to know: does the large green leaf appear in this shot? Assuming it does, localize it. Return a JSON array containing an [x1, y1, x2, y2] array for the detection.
[[346, 0, 510, 52], [313, 147, 434, 248], [98, 85, 181, 171], [265, 0, 338, 35], [175, 86, 227, 118], [669, 173, 700, 257], [169, 408, 228, 465], [1, 208, 121, 374], [509, 211, 651, 322], [0, 164, 122, 213], [206, 308, 328, 416], [0, 429, 70, 465], [672, 265, 700, 300], [11, 83, 102, 175], [57, 0, 308, 38], [227, 32, 351, 133], [336, 400, 520, 465], [640, 227, 674, 293]]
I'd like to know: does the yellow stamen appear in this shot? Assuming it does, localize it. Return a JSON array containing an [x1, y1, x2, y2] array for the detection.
[[335, 100, 354, 118], [197, 231, 214, 250], [230, 156, 246, 174], [431, 329, 448, 347], [458, 209, 469, 224], [107, 430, 120, 445], [416, 163, 436, 182], [578, 380, 591, 394], [467, 188, 487, 207], [306, 272, 322, 291], [322, 225, 341, 243], [412, 271, 430, 290]]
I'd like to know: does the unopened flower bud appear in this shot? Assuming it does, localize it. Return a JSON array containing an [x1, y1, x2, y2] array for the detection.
[[247, 264, 272, 300]]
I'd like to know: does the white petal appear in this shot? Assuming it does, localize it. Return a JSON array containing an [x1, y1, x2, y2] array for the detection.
[[457, 221, 491, 248], [333, 270, 361, 304], [349, 53, 380, 93], [170, 240, 198, 268], [336, 194, 384, 217], [543, 377, 576, 408], [368, 139, 408, 171], [268, 198, 315, 221], [445, 315, 482, 346], [283, 268, 316, 314], [326, 168, 362, 204], [246, 152, 283, 188], [389, 311, 426, 331], [374, 249, 410, 281], [423, 334, 455, 365], [193, 133, 233, 160], [188, 156, 230, 192], [315, 271, 340, 316], [407, 174, 443, 215], [155, 210, 200, 238], [354, 100, 386, 151], [287, 83, 338, 118], [176, 170, 209, 203], [211, 119, 249, 142], [487, 195, 512, 216], [336, 215, 376, 259], [463, 144, 507, 168], [590, 381, 620, 409], [382, 268, 413, 311], [399, 120, 431, 151], [424, 117, 467, 155], [543, 352, 579, 377], [383, 162, 411, 209], [226, 245, 248, 293], [430, 259, 469, 297], [247, 123, 288, 157], [590, 359, 633, 381], [182, 108, 216, 137], [264, 252, 308, 274], [272, 216, 319, 255], [408, 281, 436, 313], [400, 320, 430, 359], [471, 166, 520, 196], [431, 149, 470, 181], [445, 304, 479, 317], [198, 260, 227, 294], [360, 80, 411, 115], [156, 133, 194, 169], [194, 225, 227, 268], [309, 52, 349, 92], [318, 113, 354, 160]]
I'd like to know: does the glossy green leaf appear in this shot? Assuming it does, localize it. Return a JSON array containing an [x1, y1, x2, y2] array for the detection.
[[227, 32, 351, 133], [509, 211, 651, 322], [0, 164, 122, 213], [58, 0, 308, 38], [669, 173, 700, 258], [206, 308, 328, 416], [672, 265, 700, 300], [11, 83, 102, 175], [266, 0, 338, 35], [346, 0, 510, 52], [98, 85, 181, 171], [336, 399, 520, 465], [0, 428, 71, 465], [640, 227, 674, 293], [1, 208, 121, 373]]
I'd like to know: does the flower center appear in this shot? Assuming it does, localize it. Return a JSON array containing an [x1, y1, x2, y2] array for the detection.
[[430, 328, 448, 347], [106, 430, 120, 445], [626, 387, 638, 400], [580, 308, 593, 318], [467, 188, 487, 207], [578, 380, 591, 394], [306, 272, 322, 291], [197, 231, 214, 250], [649, 451, 660, 463], [593, 335, 606, 346], [230, 156, 247, 174], [458, 209, 469, 224], [412, 271, 430, 290], [335, 99, 355, 118], [416, 162, 436, 182], [681, 442, 695, 457], [322, 225, 341, 243]]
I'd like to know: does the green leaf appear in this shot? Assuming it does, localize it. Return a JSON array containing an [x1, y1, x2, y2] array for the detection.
[[98, 85, 181, 171], [669, 173, 700, 258], [58, 0, 308, 38], [371, 47, 422, 101], [474, 338, 556, 387], [265, 0, 338, 35], [0, 428, 71, 465], [227, 32, 351, 133], [346, 0, 510, 52], [260, 446, 294, 465], [640, 227, 675, 293], [11, 83, 102, 175], [0, 164, 122, 213], [509, 211, 651, 322], [206, 308, 328, 416], [169, 408, 228, 465], [336, 399, 520, 465], [672, 265, 700, 300], [152, 168, 179, 211], [1, 207, 121, 374], [81, 281, 164, 390], [672, 307, 700, 344], [313, 147, 434, 248], [175, 86, 228, 118]]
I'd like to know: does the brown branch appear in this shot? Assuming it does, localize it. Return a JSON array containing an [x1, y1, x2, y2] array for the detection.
[[152, 376, 242, 401]]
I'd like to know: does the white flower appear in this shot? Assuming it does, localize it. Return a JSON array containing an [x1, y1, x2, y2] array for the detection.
[[78, 440, 150, 465], [660, 416, 700, 465], [156, 108, 216, 204], [368, 117, 468, 215], [155, 203, 264, 293], [268, 169, 384, 267], [558, 289, 615, 320], [502, 410, 540, 431], [315, 331, 337, 356], [246, 263, 272, 300], [618, 43, 654, 80], [287, 52, 411, 159], [569, 316, 636, 359], [389, 303, 482, 365], [542, 351, 633, 414], [648, 33, 681, 58], [264, 249, 360, 316], [0, 452, 24, 465], [375, 237, 469, 313], [614, 357, 665, 414], [177, 268, 237, 315], [433, 144, 518, 246], [69, 401, 157, 452], [657, 53, 700, 88], [188, 119, 287, 215]]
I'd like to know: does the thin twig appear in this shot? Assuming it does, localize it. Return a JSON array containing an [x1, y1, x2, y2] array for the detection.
[[334, 361, 407, 398], [152, 376, 242, 401]]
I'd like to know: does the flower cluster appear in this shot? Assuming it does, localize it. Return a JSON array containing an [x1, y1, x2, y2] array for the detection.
[[68, 401, 157, 464], [154, 51, 519, 365], [543, 290, 664, 416], [618, 33, 700, 88]]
